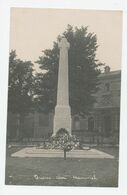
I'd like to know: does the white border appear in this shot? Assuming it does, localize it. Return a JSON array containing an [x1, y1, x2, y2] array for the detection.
[[0, 1, 127, 195]]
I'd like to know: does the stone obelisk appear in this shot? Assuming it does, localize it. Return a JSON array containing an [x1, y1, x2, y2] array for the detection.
[[53, 37, 71, 135]]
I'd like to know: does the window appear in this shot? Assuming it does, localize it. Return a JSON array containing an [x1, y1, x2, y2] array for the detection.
[[88, 117, 94, 131], [101, 94, 111, 106], [103, 115, 111, 137], [105, 83, 110, 92]]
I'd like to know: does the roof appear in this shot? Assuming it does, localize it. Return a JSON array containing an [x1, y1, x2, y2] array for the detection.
[[98, 70, 121, 79]]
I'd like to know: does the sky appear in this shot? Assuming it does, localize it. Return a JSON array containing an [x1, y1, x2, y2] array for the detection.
[[10, 8, 122, 72]]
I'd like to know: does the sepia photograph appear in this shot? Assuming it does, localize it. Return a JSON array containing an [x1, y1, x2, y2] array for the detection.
[[5, 7, 122, 187]]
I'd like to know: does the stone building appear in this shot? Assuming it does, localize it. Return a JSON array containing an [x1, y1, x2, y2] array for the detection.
[[7, 66, 121, 144]]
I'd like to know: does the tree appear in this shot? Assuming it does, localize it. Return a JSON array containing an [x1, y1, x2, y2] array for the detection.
[[50, 128, 79, 160], [8, 50, 34, 139], [35, 25, 104, 116]]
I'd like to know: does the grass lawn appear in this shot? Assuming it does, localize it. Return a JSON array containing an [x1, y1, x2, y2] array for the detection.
[[5, 146, 119, 187]]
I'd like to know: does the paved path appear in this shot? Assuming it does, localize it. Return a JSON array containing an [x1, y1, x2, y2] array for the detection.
[[11, 147, 114, 159]]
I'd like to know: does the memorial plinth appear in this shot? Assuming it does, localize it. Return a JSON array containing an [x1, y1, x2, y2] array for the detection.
[[53, 37, 72, 135], [11, 147, 114, 159]]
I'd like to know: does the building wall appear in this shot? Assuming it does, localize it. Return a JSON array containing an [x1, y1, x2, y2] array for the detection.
[[91, 68, 121, 144], [94, 70, 121, 109], [33, 112, 53, 138]]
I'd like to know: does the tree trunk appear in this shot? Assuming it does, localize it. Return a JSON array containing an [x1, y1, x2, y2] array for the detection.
[[64, 149, 66, 160]]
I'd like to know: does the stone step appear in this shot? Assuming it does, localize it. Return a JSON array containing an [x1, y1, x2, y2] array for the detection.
[[11, 147, 114, 159]]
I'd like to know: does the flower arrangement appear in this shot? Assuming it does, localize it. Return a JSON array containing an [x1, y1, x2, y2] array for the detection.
[[50, 128, 80, 159], [36, 128, 80, 159]]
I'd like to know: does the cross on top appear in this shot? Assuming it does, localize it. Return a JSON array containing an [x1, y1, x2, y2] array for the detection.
[[58, 37, 70, 49]]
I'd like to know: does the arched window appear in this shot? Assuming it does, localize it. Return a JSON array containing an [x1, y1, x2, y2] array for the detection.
[[88, 117, 94, 131]]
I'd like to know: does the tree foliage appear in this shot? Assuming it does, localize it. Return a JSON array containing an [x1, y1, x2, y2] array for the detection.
[[8, 50, 34, 114], [8, 50, 34, 139], [35, 25, 104, 116]]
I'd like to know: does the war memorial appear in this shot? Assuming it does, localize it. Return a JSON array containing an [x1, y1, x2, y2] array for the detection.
[[6, 21, 121, 187], [10, 37, 115, 160]]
